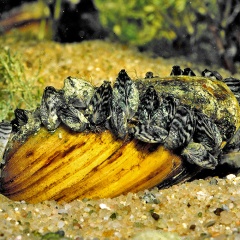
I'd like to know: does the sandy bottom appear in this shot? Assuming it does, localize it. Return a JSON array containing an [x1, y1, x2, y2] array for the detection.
[[0, 38, 240, 239], [1, 176, 240, 239]]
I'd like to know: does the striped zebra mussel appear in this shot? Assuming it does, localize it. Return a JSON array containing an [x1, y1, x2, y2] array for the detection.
[[0, 66, 240, 202], [0, 122, 12, 164]]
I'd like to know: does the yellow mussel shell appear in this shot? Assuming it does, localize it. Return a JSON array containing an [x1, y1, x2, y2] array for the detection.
[[1, 126, 182, 203]]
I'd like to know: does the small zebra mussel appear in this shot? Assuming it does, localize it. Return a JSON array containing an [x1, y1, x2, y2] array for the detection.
[[0, 66, 240, 203]]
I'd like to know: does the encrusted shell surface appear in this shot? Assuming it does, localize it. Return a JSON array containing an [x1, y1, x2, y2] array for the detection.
[[1, 75, 239, 203], [135, 76, 240, 141]]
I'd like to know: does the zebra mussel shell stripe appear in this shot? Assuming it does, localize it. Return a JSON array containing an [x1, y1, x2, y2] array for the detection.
[[0, 121, 12, 163], [222, 77, 240, 103]]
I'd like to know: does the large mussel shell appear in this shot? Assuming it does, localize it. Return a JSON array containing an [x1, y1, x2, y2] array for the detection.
[[1, 126, 184, 203], [1, 75, 239, 203]]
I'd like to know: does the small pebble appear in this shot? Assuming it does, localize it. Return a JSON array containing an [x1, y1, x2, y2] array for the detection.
[[204, 220, 216, 227], [214, 208, 224, 216], [151, 212, 160, 221]]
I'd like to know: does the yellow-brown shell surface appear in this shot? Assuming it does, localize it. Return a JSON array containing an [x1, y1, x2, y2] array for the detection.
[[1, 75, 240, 203], [1, 127, 182, 203]]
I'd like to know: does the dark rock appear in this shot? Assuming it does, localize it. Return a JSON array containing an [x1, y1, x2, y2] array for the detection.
[[49, 0, 108, 43]]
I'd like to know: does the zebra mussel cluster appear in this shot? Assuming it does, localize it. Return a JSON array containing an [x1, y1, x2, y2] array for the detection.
[[1, 66, 240, 171]]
